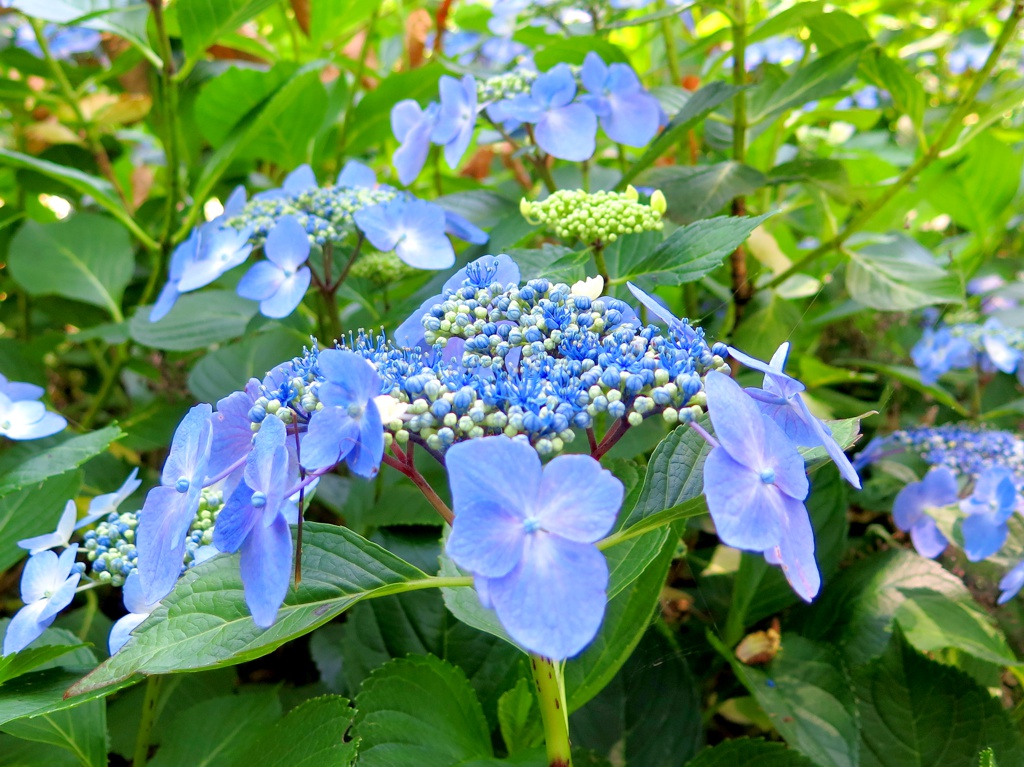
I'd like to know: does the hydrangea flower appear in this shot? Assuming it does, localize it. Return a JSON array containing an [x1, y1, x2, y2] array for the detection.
[[998, 561, 1024, 605], [701, 372, 818, 601], [300, 350, 385, 478], [445, 436, 622, 659], [959, 467, 1018, 561], [137, 404, 214, 601], [892, 467, 957, 558], [911, 326, 974, 384], [979, 318, 1021, 374], [213, 416, 296, 627], [391, 100, 439, 185], [237, 216, 313, 318], [354, 197, 455, 270], [432, 75, 478, 168], [0, 373, 44, 402], [177, 222, 254, 293], [3, 546, 81, 656], [18, 501, 76, 555], [502, 64, 597, 161], [108, 572, 160, 654], [150, 227, 201, 322], [579, 53, 661, 147], [627, 282, 698, 341], [727, 343, 861, 489], [0, 391, 67, 440]]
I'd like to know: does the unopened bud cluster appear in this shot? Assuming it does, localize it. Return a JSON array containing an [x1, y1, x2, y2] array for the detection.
[[477, 70, 538, 104], [350, 252, 417, 286], [520, 187, 666, 245]]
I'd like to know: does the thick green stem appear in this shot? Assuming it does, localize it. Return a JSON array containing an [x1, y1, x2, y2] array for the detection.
[[728, 0, 751, 320], [592, 243, 609, 285], [133, 675, 164, 767], [531, 656, 572, 767], [764, 0, 1024, 290]]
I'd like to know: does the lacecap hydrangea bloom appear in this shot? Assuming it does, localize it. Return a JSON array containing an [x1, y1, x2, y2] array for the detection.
[[911, 317, 1024, 384]]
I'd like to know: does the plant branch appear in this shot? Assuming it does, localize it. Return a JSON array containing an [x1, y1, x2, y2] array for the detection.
[[383, 445, 454, 524], [728, 0, 752, 319], [531, 656, 572, 767]]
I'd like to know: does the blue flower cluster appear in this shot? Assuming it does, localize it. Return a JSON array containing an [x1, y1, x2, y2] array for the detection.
[[150, 162, 487, 322], [911, 318, 1024, 384], [391, 52, 663, 182], [856, 424, 1024, 604]]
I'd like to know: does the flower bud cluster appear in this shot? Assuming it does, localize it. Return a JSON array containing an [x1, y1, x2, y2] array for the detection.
[[520, 187, 666, 245], [81, 488, 225, 587], [349, 252, 417, 286], [476, 70, 538, 104], [249, 274, 731, 458]]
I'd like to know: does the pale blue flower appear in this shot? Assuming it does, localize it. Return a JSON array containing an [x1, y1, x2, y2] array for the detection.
[[177, 222, 254, 293], [3, 546, 81, 656], [911, 326, 975, 384], [354, 197, 455, 270], [237, 215, 312, 318], [503, 64, 597, 161], [960, 467, 1018, 561], [432, 75, 478, 168], [0, 392, 66, 440], [391, 100, 439, 185], [18, 501, 76, 555], [892, 467, 957, 558], [446, 436, 623, 659], [579, 53, 661, 147]]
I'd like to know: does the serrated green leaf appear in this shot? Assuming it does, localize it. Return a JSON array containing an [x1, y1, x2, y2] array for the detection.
[[0, 469, 82, 572], [846, 234, 963, 311], [685, 738, 818, 767], [130, 291, 258, 351], [228, 696, 357, 767], [639, 164, 767, 226], [623, 423, 711, 529], [352, 656, 493, 767], [0, 641, 86, 686], [854, 630, 1024, 767], [177, 0, 277, 64], [1, 697, 107, 767], [498, 677, 542, 755]]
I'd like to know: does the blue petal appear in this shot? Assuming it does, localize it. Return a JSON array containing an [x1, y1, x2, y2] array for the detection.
[[892, 467, 958, 531], [318, 349, 382, 404], [213, 480, 260, 554], [393, 108, 436, 185], [283, 164, 317, 195], [347, 403, 385, 479], [2, 601, 53, 656], [703, 448, 782, 550], [532, 64, 577, 109], [300, 407, 360, 472], [108, 612, 148, 655], [704, 373, 767, 470], [237, 261, 285, 302], [444, 210, 488, 244], [208, 389, 256, 480], [579, 52, 608, 94], [162, 404, 213, 487], [536, 454, 622, 543], [446, 498, 526, 578], [264, 215, 311, 271], [20, 550, 60, 603], [488, 532, 608, 660], [121, 571, 152, 615], [446, 437, 541, 525], [535, 103, 596, 161], [223, 185, 247, 217], [600, 90, 661, 146], [240, 511, 293, 628], [149, 281, 180, 322], [38, 571, 80, 622], [962, 513, 1008, 562], [354, 202, 400, 253], [337, 160, 377, 188], [747, 389, 821, 446], [998, 561, 1024, 604], [764, 497, 820, 601], [393, 295, 439, 349], [626, 282, 680, 329], [795, 396, 862, 488], [910, 516, 948, 559], [260, 267, 311, 319], [391, 99, 426, 142], [136, 486, 197, 602]]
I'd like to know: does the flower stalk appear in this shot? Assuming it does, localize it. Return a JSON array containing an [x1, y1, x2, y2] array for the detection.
[[531, 655, 572, 767]]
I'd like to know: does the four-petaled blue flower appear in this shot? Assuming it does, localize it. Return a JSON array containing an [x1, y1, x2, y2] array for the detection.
[[892, 466, 958, 558], [445, 436, 623, 660], [237, 216, 313, 318], [727, 343, 862, 489], [911, 326, 974, 384], [355, 198, 456, 270], [0, 391, 67, 440], [137, 404, 214, 602], [503, 64, 597, 162], [177, 222, 254, 294], [391, 100, 439, 185], [214, 416, 297, 628], [3, 545, 82, 656], [959, 467, 1018, 562], [579, 52, 661, 147], [702, 372, 818, 601], [301, 350, 385, 478], [432, 75, 478, 169]]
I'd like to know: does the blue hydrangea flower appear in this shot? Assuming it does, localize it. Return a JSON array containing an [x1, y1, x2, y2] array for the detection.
[[445, 436, 622, 659], [237, 216, 312, 318], [503, 64, 597, 162], [394, 254, 521, 349], [150, 227, 201, 322], [702, 372, 818, 601], [947, 41, 991, 74], [137, 404, 214, 602], [354, 197, 455, 270], [0, 392, 67, 440], [480, 37, 529, 67], [77, 469, 141, 531], [980, 318, 1021, 374], [911, 326, 975, 384], [177, 222, 254, 293], [0, 373, 44, 402], [432, 75, 478, 168], [108, 571, 159, 654], [213, 416, 296, 628], [18, 501, 76, 555], [998, 561, 1024, 605], [892, 467, 957, 558], [391, 100, 439, 185], [579, 53, 661, 147], [959, 467, 1018, 561], [836, 86, 882, 110], [745, 37, 804, 68], [3, 545, 81, 656], [727, 343, 862, 489], [301, 350, 385, 478]]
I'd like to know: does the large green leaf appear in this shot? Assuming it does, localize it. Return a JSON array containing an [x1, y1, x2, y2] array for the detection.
[[352, 656, 493, 767], [641, 163, 766, 225], [177, 0, 277, 65], [8, 214, 134, 320], [1, 697, 107, 767], [498, 678, 542, 755], [193, 63, 299, 146], [686, 739, 818, 767], [846, 234, 963, 311], [0, 470, 82, 572], [130, 291, 259, 351], [752, 43, 867, 121], [854, 630, 1024, 767], [711, 634, 858, 767], [228, 696, 357, 767], [68, 523, 438, 695], [623, 423, 711, 529], [0, 426, 120, 498], [188, 328, 309, 402]]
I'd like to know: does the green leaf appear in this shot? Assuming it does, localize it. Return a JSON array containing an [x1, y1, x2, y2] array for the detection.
[[0, 735, 80, 767], [130, 291, 259, 351], [0, 469, 82, 572], [894, 589, 1021, 667], [508, 245, 589, 284], [685, 738, 818, 767], [146, 690, 284, 767], [623, 423, 711, 530], [0, 426, 120, 498], [711, 634, 859, 767], [854, 630, 1024, 767], [804, 10, 870, 52], [979, 748, 998, 767], [67, 523, 433, 695], [498, 678, 542, 755], [352, 656, 493, 767], [731, 290, 805, 361], [177, 0, 277, 65], [844, 361, 969, 417], [8, 214, 134, 320], [862, 49, 925, 128], [228, 696, 357, 767], [639, 164, 767, 225], [194, 63, 299, 146], [1, 698, 107, 767], [0, 641, 86, 686], [187, 328, 308, 402], [618, 82, 742, 188], [752, 43, 867, 122], [530, 35, 628, 68], [846, 234, 963, 311]]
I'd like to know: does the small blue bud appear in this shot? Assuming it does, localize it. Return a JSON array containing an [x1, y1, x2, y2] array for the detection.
[[175, 477, 190, 493]]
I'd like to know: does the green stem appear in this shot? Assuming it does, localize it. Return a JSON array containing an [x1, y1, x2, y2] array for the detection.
[[77, 589, 98, 641], [764, 0, 1024, 291], [80, 346, 127, 429], [150, 0, 182, 249], [592, 243, 609, 285], [531, 656, 572, 767], [133, 675, 164, 767], [728, 0, 751, 317], [338, 9, 379, 153]]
